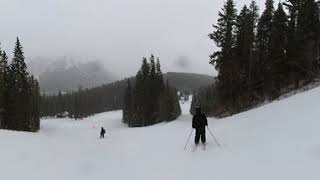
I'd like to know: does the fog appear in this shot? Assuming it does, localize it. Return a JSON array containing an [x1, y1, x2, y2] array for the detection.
[[0, 0, 264, 78]]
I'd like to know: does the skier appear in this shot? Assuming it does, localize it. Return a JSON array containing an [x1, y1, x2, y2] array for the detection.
[[192, 106, 208, 145], [100, 127, 106, 139]]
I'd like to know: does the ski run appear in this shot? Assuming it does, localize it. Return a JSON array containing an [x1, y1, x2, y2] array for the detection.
[[1, 87, 320, 180]]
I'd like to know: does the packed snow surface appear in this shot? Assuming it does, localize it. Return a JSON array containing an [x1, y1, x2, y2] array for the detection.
[[1, 88, 320, 180]]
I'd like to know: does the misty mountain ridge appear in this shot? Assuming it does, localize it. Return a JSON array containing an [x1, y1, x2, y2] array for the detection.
[[27, 56, 117, 94], [27, 56, 214, 94]]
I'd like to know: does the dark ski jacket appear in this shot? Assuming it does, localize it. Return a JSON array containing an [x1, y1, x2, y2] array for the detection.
[[100, 128, 106, 135], [192, 112, 208, 132]]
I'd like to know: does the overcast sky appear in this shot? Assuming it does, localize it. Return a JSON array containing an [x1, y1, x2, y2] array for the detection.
[[0, 0, 264, 78]]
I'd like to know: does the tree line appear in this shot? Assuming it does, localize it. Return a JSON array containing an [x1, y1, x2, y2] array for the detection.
[[0, 38, 40, 132], [40, 79, 129, 119], [123, 55, 181, 127], [192, 0, 320, 117]]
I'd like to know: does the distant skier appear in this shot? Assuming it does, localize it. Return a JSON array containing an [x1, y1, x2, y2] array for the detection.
[[192, 107, 208, 145], [100, 127, 106, 139]]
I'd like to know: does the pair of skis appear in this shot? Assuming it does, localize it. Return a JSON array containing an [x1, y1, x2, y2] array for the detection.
[[191, 143, 206, 152], [184, 127, 222, 151]]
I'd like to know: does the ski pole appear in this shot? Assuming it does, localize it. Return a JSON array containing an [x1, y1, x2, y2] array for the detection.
[[184, 129, 193, 150], [206, 126, 221, 147]]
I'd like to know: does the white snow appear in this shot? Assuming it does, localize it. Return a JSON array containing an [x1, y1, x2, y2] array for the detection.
[[1, 87, 320, 180]]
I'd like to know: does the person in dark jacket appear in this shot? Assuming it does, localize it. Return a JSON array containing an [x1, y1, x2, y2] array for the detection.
[[100, 127, 106, 139], [192, 107, 208, 145]]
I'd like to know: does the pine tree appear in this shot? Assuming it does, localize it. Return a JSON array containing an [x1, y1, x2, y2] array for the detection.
[[283, 0, 300, 87], [257, 0, 274, 59], [123, 79, 132, 126], [3, 38, 29, 130], [209, 0, 237, 74], [11, 38, 30, 131], [0, 50, 7, 108], [257, 0, 274, 93], [134, 57, 150, 126], [156, 58, 164, 90], [0, 49, 5, 128], [57, 91, 64, 118], [149, 54, 159, 122], [235, 4, 258, 90], [28, 76, 40, 131], [297, 0, 320, 78], [284, 0, 320, 86], [209, 0, 238, 105], [269, 3, 288, 96], [2, 37, 40, 131], [16, 38, 30, 130], [248, 1, 259, 87]]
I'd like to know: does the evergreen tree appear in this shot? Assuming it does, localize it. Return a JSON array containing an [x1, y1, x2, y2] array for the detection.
[[123, 79, 132, 126], [284, 0, 300, 87], [297, 0, 320, 78], [269, 3, 289, 96], [257, 0, 274, 59], [57, 91, 64, 118], [0, 50, 8, 108], [4, 38, 29, 130], [235, 4, 258, 90], [0, 49, 5, 128], [209, 0, 238, 105], [248, 1, 260, 87], [283, 0, 320, 85], [28, 76, 40, 131], [12, 38, 31, 131], [156, 58, 164, 90], [209, 0, 237, 71], [257, 0, 274, 93], [134, 57, 149, 126], [1, 38, 40, 131], [149, 55, 159, 121]]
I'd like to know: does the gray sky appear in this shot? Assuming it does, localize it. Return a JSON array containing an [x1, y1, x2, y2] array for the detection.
[[0, 0, 264, 78]]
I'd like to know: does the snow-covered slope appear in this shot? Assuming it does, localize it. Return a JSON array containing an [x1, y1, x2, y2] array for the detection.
[[1, 87, 320, 180]]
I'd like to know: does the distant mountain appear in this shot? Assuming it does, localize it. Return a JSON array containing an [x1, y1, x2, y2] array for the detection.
[[27, 57, 117, 94], [164, 72, 215, 93], [28, 55, 214, 95]]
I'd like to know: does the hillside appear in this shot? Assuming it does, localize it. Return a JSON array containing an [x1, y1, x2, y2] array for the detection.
[[165, 72, 215, 93], [27, 57, 117, 94], [2, 87, 320, 179]]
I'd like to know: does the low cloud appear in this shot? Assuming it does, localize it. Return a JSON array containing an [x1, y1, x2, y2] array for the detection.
[[174, 56, 191, 69]]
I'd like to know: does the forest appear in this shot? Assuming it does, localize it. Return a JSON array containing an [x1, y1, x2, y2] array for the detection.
[[40, 79, 128, 119], [191, 0, 320, 117]]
